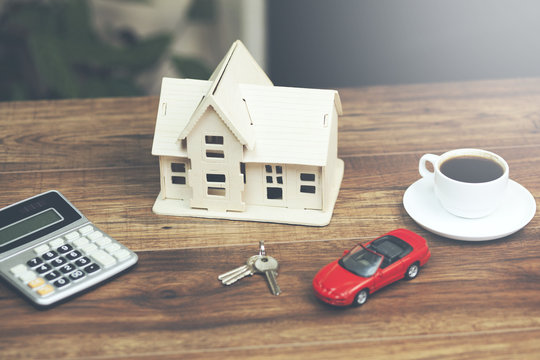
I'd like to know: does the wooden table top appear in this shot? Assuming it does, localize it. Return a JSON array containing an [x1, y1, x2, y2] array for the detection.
[[1, 78, 539, 359]]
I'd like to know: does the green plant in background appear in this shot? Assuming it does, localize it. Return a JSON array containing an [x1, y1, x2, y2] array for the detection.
[[0, 0, 213, 101]]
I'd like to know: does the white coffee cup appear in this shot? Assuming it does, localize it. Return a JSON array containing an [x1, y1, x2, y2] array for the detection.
[[419, 148, 509, 218]]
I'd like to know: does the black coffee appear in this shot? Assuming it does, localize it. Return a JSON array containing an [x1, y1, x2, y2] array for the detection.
[[440, 155, 504, 183]]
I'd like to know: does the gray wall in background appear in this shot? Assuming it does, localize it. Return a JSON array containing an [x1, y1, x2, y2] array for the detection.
[[267, 0, 540, 88]]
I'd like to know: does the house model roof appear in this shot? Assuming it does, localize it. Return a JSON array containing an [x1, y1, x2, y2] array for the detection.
[[151, 40, 343, 166]]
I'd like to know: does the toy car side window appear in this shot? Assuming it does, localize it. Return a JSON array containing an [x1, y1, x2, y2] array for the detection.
[[380, 256, 391, 269], [380, 254, 401, 269]]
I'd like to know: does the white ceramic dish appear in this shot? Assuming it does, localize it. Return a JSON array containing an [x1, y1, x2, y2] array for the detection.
[[403, 178, 536, 241]]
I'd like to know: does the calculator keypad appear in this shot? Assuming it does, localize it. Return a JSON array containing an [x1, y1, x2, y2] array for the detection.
[[8, 224, 133, 299]]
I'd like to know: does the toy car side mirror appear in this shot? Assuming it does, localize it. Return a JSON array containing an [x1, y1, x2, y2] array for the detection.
[[342, 249, 350, 257]]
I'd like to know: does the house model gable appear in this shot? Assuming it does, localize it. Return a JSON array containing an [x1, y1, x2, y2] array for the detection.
[[151, 40, 344, 226], [179, 40, 273, 150], [179, 95, 251, 149]]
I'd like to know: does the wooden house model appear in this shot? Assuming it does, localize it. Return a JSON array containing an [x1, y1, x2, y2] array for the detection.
[[151, 40, 344, 226]]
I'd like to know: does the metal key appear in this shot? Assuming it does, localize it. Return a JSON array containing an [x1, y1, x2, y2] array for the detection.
[[218, 240, 266, 281], [218, 241, 270, 286], [254, 255, 281, 295], [220, 255, 259, 285], [218, 263, 249, 281]]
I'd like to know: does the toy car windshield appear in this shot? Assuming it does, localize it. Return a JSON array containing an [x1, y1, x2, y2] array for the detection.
[[339, 245, 383, 277]]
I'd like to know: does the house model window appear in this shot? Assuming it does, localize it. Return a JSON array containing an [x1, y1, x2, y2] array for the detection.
[[151, 40, 344, 226], [265, 165, 284, 200], [205, 135, 223, 144], [171, 163, 186, 185], [300, 173, 317, 194], [205, 135, 225, 159]]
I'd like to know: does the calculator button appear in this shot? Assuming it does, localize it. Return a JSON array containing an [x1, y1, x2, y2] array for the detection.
[[37, 284, 55, 297], [78, 225, 94, 235], [95, 237, 112, 248], [59, 263, 76, 274], [50, 257, 68, 267], [49, 238, 64, 248], [69, 270, 86, 281], [87, 231, 103, 241], [80, 243, 98, 255], [36, 263, 52, 274], [66, 250, 82, 261], [57, 244, 73, 254], [64, 231, 80, 242], [45, 270, 61, 281], [10, 264, 27, 276], [28, 277, 45, 289], [18, 270, 37, 283], [53, 277, 70, 288], [73, 237, 90, 248], [113, 249, 131, 262], [75, 257, 91, 267], [104, 243, 121, 254], [42, 251, 58, 261], [83, 263, 101, 274], [34, 244, 50, 255], [26, 257, 43, 268], [91, 250, 117, 268]]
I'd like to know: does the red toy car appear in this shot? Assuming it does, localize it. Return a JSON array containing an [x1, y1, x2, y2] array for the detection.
[[313, 229, 430, 307]]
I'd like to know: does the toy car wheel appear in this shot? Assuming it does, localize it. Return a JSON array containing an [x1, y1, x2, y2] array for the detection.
[[353, 289, 369, 306], [405, 262, 419, 280]]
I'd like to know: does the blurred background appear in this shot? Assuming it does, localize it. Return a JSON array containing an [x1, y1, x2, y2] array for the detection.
[[1, 0, 540, 101]]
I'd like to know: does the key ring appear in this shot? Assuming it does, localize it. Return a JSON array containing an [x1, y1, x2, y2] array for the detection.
[[258, 240, 266, 257]]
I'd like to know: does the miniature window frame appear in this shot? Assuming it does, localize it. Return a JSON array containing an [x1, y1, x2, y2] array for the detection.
[[170, 161, 187, 186], [205, 135, 224, 145], [299, 172, 317, 194], [205, 172, 227, 198], [204, 134, 225, 161], [265, 165, 285, 200], [207, 187, 226, 197]]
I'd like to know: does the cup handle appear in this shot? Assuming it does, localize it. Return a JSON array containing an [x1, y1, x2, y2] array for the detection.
[[419, 154, 439, 180]]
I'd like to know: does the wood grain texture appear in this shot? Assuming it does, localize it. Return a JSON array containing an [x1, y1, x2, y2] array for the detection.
[[1, 78, 540, 359]]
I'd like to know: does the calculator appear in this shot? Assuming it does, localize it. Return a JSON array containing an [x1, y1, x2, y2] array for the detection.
[[0, 191, 138, 307]]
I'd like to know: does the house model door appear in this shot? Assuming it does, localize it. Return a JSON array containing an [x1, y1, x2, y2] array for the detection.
[[296, 168, 322, 210]]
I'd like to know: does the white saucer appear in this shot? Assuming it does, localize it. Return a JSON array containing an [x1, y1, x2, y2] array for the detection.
[[403, 178, 536, 241]]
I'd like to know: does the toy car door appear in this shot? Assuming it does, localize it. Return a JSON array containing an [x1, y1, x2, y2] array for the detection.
[[374, 258, 405, 291]]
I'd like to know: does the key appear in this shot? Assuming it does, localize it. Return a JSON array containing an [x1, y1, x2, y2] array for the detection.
[[254, 256, 281, 295], [220, 255, 259, 285], [218, 240, 266, 283], [218, 263, 249, 281]]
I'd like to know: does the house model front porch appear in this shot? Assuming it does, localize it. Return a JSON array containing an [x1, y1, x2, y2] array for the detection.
[[151, 40, 344, 226]]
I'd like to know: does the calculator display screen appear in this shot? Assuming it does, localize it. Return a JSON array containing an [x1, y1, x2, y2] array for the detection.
[[0, 209, 63, 247], [0, 191, 82, 254]]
